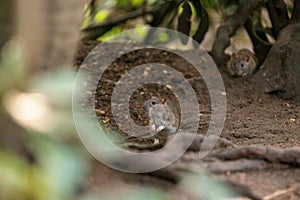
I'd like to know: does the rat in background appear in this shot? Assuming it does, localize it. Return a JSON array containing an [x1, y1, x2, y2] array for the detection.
[[144, 97, 177, 134], [227, 48, 259, 77]]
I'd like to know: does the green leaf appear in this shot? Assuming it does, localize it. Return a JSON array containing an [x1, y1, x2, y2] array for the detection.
[[182, 173, 238, 200], [201, 0, 219, 10], [158, 31, 170, 42], [0, 152, 29, 199], [79, 187, 170, 200], [29, 135, 88, 200], [132, 0, 144, 7], [94, 10, 110, 23], [0, 39, 25, 95], [98, 26, 123, 41]]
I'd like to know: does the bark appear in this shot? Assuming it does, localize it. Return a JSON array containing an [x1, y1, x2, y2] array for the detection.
[[17, 0, 85, 71]]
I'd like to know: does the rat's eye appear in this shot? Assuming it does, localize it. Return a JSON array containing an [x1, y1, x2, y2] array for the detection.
[[240, 63, 244, 68], [151, 101, 156, 105]]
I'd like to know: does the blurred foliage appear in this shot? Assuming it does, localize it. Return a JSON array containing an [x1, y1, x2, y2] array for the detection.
[[0, 135, 88, 200], [182, 173, 238, 200], [0, 0, 268, 199], [78, 187, 171, 200], [0, 37, 172, 200], [82, 0, 297, 58], [0, 38, 26, 95], [82, 0, 220, 40], [0, 39, 88, 200], [0, 35, 242, 200]]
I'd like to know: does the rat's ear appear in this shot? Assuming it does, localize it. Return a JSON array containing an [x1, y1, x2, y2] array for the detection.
[[232, 53, 237, 59], [243, 55, 250, 62]]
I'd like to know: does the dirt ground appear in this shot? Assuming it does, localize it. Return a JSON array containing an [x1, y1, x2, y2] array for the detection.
[[75, 41, 300, 200]]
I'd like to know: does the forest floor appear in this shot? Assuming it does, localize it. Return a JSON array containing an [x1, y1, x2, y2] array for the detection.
[[75, 41, 300, 200]]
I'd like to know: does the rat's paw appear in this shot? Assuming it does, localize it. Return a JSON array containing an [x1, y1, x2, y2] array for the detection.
[[150, 124, 156, 131], [156, 125, 165, 132], [167, 125, 177, 133]]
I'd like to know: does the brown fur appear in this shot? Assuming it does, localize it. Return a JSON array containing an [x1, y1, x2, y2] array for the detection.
[[227, 49, 258, 77]]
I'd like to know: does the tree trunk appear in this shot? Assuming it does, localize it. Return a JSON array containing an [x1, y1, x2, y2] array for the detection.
[[17, 0, 86, 71], [0, 0, 16, 52]]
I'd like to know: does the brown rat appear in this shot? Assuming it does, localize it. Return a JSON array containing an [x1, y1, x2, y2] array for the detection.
[[227, 48, 258, 77]]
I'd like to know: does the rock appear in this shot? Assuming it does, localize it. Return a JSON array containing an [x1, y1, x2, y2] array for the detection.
[[254, 23, 300, 102]]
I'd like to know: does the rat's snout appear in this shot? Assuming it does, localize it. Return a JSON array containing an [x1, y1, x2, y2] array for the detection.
[[235, 68, 243, 76], [143, 102, 149, 110]]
